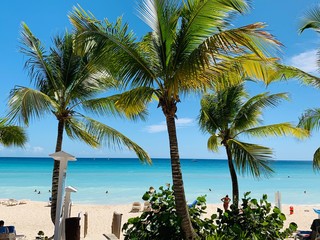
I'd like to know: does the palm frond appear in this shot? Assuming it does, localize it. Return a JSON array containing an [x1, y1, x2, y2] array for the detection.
[[0, 118, 27, 147], [228, 139, 274, 178], [69, 6, 156, 88], [65, 117, 100, 148], [298, 108, 320, 131], [299, 5, 320, 33], [207, 134, 220, 152], [7, 87, 54, 125], [20, 23, 59, 90], [198, 86, 246, 134], [81, 116, 151, 163], [242, 123, 309, 139], [206, 55, 282, 89], [202, 22, 281, 60], [313, 147, 320, 170], [273, 64, 320, 88], [181, 0, 250, 49], [112, 87, 155, 120], [82, 87, 153, 121], [233, 92, 289, 131], [178, 22, 281, 85]]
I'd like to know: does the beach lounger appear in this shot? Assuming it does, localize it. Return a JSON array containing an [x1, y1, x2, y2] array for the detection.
[[295, 219, 320, 240], [187, 200, 198, 208], [4, 199, 19, 207], [130, 202, 141, 212], [143, 201, 152, 212], [103, 212, 122, 240], [294, 230, 312, 240], [0, 233, 16, 240]]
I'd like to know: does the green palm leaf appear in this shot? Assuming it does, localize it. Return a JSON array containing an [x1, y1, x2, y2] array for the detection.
[[65, 117, 100, 148], [0, 118, 27, 147], [273, 64, 320, 88], [228, 139, 273, 178], [298, 108, 320, 131], [8, 87, 54, 125], [242, 123, 309, 139], [81, 116, 151, 163], [181, 0, 250, 49], [69, 7, 156, 88], [299, 5, 320, 33], [233, 92, 289, 131], [313, 147, 320, 170], [207, 134, 219, 152]]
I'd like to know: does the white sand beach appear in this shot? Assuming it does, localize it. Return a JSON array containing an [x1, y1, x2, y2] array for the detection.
[[0, 200, 319, 239]]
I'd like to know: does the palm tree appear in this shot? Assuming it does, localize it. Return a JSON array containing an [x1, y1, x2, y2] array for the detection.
[[68, 1, 284, 238], [0, 118, 27, 147], [198, 83, 308, 207], [296, 5, 320, 169], [7, 23, 151, 225]]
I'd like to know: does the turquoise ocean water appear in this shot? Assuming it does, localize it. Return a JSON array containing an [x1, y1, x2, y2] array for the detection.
[[0, 157, 318, 205]]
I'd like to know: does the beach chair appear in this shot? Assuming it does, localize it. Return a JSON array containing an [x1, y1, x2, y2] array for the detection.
[[295, 219, 320, 240], [103, 212, 123, 240], [143, 201, 152, 212], [0, 233, 16, 240], [130, 202, 141, 212], [311, 219, 320, 240], [294, 230, 312, 240], [187, 200, 198, 208]]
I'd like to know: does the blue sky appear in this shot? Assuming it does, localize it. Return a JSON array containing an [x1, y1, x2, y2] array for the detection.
[[1, 0, 320, 160]]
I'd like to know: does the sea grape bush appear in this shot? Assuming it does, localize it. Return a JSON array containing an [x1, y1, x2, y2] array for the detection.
[[122, 187, 297, 240], [209, 192, 297, 240], [122, 185, 215, 239]]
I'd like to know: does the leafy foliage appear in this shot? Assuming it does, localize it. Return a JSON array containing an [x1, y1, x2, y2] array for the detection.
[[209, 192, 297, 240], [123, 187, 295, 240], [122, 185, 215, 240]]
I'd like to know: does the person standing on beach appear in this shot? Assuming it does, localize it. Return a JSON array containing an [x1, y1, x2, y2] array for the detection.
[[221, 195, 231, 211]]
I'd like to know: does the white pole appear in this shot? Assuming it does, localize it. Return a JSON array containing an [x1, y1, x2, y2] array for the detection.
[[54, 160, 67, 240], [50, 151, 76, 240]]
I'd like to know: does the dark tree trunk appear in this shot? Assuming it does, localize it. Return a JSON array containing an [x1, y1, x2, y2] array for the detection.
[[50, 119, 64, 224], [226, 145, 239, 208], [166, 115, 197, 240]]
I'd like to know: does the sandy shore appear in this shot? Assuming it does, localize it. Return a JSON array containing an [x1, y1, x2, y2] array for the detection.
[[0, 200, 319, 240]]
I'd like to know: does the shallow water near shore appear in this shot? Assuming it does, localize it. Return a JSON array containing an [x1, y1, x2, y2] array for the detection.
[[0, 157, 318, 205]]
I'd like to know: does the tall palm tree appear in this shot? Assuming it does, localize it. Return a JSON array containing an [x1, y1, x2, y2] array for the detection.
[[198, 83, 308, 207], [0, 118, 27, 147], [297, 5, 320, 169], [68, 1, 284, 238], [7, 23, 151, 225]]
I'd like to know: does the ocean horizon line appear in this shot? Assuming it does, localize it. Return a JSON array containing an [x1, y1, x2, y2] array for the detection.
[[0, 156, 313, 162]]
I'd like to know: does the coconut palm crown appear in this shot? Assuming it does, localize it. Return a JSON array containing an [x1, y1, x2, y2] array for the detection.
[[7, 23, 151, 225], [296, 4, 320, 170], [198, 83, 308, 207], [68, 0, 288, 238]]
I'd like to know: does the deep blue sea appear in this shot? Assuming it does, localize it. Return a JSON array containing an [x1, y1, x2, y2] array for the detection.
[[0, 157, 318, 205]]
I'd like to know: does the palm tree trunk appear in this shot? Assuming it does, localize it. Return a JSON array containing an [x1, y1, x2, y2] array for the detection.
[[226, 145, 239, 208], [166, 115, 197, 240], [50, 119, 64, 224]]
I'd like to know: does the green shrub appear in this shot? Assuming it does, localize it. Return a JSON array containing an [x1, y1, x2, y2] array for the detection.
[[123, 187, 296, 240], [122, 185, 214, 240], [209, 192, 297, 240]]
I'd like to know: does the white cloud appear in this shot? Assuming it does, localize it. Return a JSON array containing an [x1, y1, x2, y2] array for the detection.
[[145, 122, 167, 133], [32, 146, 44, 153], [288, 49, 318, 73], [145, 118, 195, 133]]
